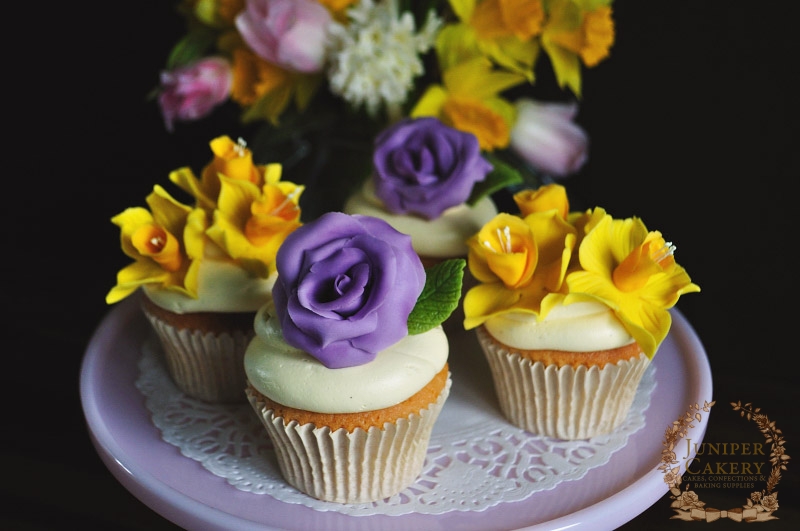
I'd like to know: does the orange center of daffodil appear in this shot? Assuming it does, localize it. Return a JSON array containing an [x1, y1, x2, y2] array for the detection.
[[549, 5, 615, 67], [131, 224, 183, 272], [612, 238, 675, 292], [471, 0, 544, 41], [580, 7, 615, 67], [443, 97, 510, 151], [472, 214, 537, 289], [204, 135, 262, 185], [245, 186, 302, 246], [230, 47, 292, 107]]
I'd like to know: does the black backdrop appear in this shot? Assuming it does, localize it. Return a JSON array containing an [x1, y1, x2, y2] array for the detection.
[[7, 1, 799, 529]]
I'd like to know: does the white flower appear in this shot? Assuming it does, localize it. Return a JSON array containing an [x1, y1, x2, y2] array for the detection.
[[326, 0, 441, 117]]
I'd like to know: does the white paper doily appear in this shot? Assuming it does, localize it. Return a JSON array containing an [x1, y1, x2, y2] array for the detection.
[[135, 335, 656, 517]]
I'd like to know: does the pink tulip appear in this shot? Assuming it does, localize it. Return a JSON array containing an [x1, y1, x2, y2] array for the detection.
[[157, 57, 232, 132], [509, 99, 589, 178], [235, 0, 332, 74]]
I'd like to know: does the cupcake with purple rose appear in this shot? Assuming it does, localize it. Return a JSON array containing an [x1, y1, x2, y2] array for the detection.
[[344, 116, 503, 269], [244, 211, 464, 503]]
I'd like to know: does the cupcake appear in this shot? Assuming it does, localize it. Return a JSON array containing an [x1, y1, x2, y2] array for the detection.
[[244, 211, 464, 503], [343, 116, 504, 269], [463, 184, 700, 439], [106, 136, 304, 403]]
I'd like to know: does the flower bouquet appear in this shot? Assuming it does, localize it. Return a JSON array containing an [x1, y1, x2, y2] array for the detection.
[[153, 0, 614, 217]]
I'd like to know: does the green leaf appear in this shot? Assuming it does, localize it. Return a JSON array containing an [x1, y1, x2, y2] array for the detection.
[[466, 152, 524, 206], [166, 27, 219, 70], [407, 258, 466, 335]]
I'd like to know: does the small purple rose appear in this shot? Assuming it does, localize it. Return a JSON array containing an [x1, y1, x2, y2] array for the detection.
[[372, 117, 493, 220], [272, 212, 425, 368], [157, 57, 232, 132]]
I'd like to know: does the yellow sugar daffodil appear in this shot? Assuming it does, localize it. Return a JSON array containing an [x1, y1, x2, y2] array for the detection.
[[170, 135, 270, 210], [540, 0, 615, 97], [513, 183, 570, 219], [106, 185, 207, 304], [441, 0, 545, 81], [463, 210, 575, 329], [468, 213, 538, 289], [411, 56, 526, 151], [561, 205, 608, 272], [206, 163, 304, 276], [564, 213, 700, 357]]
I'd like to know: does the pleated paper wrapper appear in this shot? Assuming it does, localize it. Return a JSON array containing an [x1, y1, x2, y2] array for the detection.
[[476, 326, 651, 440], [245, 377, 451, 504], [142, 305, 254, 403]]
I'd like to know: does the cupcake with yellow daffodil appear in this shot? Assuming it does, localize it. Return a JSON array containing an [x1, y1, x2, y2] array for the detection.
[[463, 183, 700, 439], [106, 135, 304, 403]]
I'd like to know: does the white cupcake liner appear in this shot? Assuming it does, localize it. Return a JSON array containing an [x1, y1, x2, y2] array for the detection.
[[142, 307, 254, 403], [476, 326, 650, 440], [246, 376, 451, 504]]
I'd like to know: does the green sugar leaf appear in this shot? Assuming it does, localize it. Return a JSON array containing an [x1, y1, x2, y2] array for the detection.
[[407, 258, 466, 335], [466, 153, 524, 206]]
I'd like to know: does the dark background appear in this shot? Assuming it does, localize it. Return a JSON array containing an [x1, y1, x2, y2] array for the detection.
[[6, 1, 798, 529]]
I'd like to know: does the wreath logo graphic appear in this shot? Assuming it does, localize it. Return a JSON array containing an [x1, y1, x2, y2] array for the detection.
[[659, 401, 790, 523]]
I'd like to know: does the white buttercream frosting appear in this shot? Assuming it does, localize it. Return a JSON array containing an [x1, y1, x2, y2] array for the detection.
[[244, 306, 449, 413], [143, 245, 277, 314], [484, 301, 635, 352], [343, 179, 498, 258]]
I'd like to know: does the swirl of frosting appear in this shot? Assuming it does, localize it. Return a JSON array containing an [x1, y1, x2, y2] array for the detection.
[[484, 301, 635, 352], [244, 306, 449, 412], [343, 179, 498, 258]]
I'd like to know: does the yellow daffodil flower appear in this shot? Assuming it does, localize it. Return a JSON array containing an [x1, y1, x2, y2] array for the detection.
[[443, 0, 544, 80], [225, 42, 321, 125], [513, 183, 570, 219], [564, 213, 700, 357], [463, 210, 576, 329], [468, 213, 538, 289], [106, 185, 207, 304], [411, 56, 525, 150], [206, 164, 304, 276], [170, 135, 270, 210], [540, 0, 615, 97]]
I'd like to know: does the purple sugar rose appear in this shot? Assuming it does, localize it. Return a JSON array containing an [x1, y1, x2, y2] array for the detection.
[[272, 212, 426, 369], [372, 117, 493, 220]]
